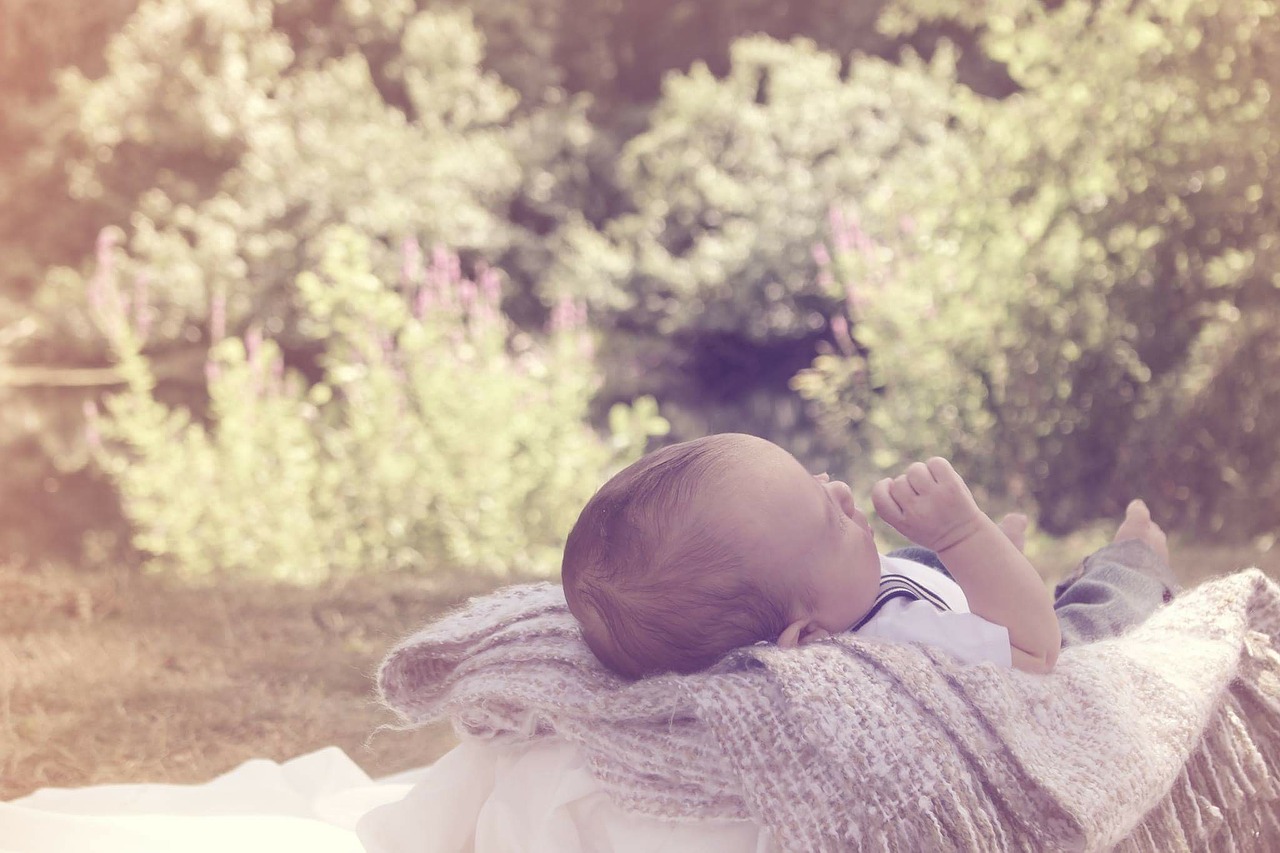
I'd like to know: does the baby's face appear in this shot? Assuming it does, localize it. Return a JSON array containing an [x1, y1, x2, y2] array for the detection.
[[705, 438, 882, 640]]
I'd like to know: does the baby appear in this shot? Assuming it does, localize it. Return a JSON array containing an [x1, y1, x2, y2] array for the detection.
[[561, 433, 1066, 679]]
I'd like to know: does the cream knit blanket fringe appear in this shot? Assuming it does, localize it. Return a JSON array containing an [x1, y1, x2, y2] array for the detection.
[[378, 569, 1280, 852]]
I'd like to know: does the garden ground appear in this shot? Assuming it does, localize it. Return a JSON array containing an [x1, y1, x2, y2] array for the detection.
[[2, 532, 1278, 800]]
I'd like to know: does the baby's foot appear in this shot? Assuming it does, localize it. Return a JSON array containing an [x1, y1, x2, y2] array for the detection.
[[1113, 499, 1170, 564], [997, 513, 1028, 552]]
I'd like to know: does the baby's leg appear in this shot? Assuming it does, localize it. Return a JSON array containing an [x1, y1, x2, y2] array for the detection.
[[1111, 499, 1170, 564], [1054, 500, 1179, 647], [997, 513, 1028, 552]]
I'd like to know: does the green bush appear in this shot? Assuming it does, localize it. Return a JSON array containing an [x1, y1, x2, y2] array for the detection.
[[550, 36, 965, 342], [796, 0, 1280, 534], [792, 206, 1000, 490], [89, 227, 665, 582]]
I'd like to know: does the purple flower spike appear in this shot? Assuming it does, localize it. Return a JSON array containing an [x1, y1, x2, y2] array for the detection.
[[89, 229, 121, 323], [812, 243, 832, 268], [401, 236, 424, 291], [829, 314, 855, 356], [829, 206, 851, 254], [245, 326, 263, 368], [427, 245, 455, 313], [413, 285, 432, 320], [378, 330, 396, 360], [549, 296, 574, 333], [845, 277, 872, 314], [96, 227, 119, 262], [458, 278, 477, 315], [478, 264, 501, 309], [432, 245, 451, 276]]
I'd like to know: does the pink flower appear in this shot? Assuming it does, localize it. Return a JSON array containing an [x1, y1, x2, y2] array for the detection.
[[88, 228, 119, 321], [829, 315, 855, 356], [550, 296, 575, 333], [477, 264, 501, 309], [400, 237, 424, 292], [245, 326, 263, 368], [812, 243, 832, 269], [829, 207, 851, 254]]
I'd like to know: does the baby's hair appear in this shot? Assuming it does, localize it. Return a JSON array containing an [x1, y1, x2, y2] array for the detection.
[[562, 434, 789, 679]]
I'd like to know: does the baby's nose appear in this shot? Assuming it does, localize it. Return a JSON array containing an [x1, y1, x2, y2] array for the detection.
[[826, 480, 858, 517]]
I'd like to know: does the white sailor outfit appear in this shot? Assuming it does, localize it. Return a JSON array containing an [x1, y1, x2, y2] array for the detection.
[[852, 554, 1013, 667]]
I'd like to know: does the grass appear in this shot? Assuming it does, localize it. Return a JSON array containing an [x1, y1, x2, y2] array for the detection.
[[0, 556, 501, 801], [2, 531, 1277, 802]]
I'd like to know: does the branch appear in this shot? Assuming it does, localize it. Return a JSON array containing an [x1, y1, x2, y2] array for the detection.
[[0, 346, 207, 388]]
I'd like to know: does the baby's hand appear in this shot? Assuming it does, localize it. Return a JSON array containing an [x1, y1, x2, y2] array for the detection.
[[872, 457, 985, 552]]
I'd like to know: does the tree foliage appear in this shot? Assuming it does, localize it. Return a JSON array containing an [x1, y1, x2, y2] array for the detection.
[[55, 0, 522, 333], [3, 0, 1278, 565], [90, 228, 663, 581], [554, 38, 965, 341], [797, 0, 1280, 534]]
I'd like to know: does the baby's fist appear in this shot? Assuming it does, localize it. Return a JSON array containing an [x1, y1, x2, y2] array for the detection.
[[871, 457, 983, 552]]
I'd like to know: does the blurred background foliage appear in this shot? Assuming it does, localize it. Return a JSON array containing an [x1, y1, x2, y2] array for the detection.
[[1, 0, 1276, 579]]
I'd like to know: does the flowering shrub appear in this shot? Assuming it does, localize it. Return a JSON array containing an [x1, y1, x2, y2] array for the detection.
[[792, 207, 997, 486], [89, 227, 665, 583]]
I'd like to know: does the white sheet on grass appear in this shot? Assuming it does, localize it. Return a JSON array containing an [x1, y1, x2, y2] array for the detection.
[[2, 739, 775, 853], [0, 747, 421, 853]]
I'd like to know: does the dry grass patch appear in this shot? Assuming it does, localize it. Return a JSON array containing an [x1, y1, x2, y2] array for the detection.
[[0, 559, 499, 800]]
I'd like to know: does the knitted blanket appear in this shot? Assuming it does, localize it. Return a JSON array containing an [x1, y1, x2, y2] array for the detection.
[[377, 569, 1280, 852]]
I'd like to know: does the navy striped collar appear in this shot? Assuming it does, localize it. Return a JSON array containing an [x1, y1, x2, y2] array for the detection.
[[851, 573, 952, 632]]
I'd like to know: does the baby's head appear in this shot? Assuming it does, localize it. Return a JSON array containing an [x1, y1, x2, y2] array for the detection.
[[561, 433, 882, 679]]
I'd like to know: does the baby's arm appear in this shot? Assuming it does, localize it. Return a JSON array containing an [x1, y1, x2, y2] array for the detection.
[[872, 458, 1061, 674]]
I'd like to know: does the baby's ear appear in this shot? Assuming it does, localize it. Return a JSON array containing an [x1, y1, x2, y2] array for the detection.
[[777, 619, 806, 649], [778, 619, 831, 648]]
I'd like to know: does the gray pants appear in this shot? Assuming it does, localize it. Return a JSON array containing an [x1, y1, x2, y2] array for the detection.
[[890, 540, 1179, 649], [1052, 540, 1179, 647]]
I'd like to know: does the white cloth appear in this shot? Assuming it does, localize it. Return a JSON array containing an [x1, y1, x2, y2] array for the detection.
[[858, 555, 1012, 667], [0, 742, 773, 853], [0, 747, 424, 853], [357, 739, 777, 853]]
